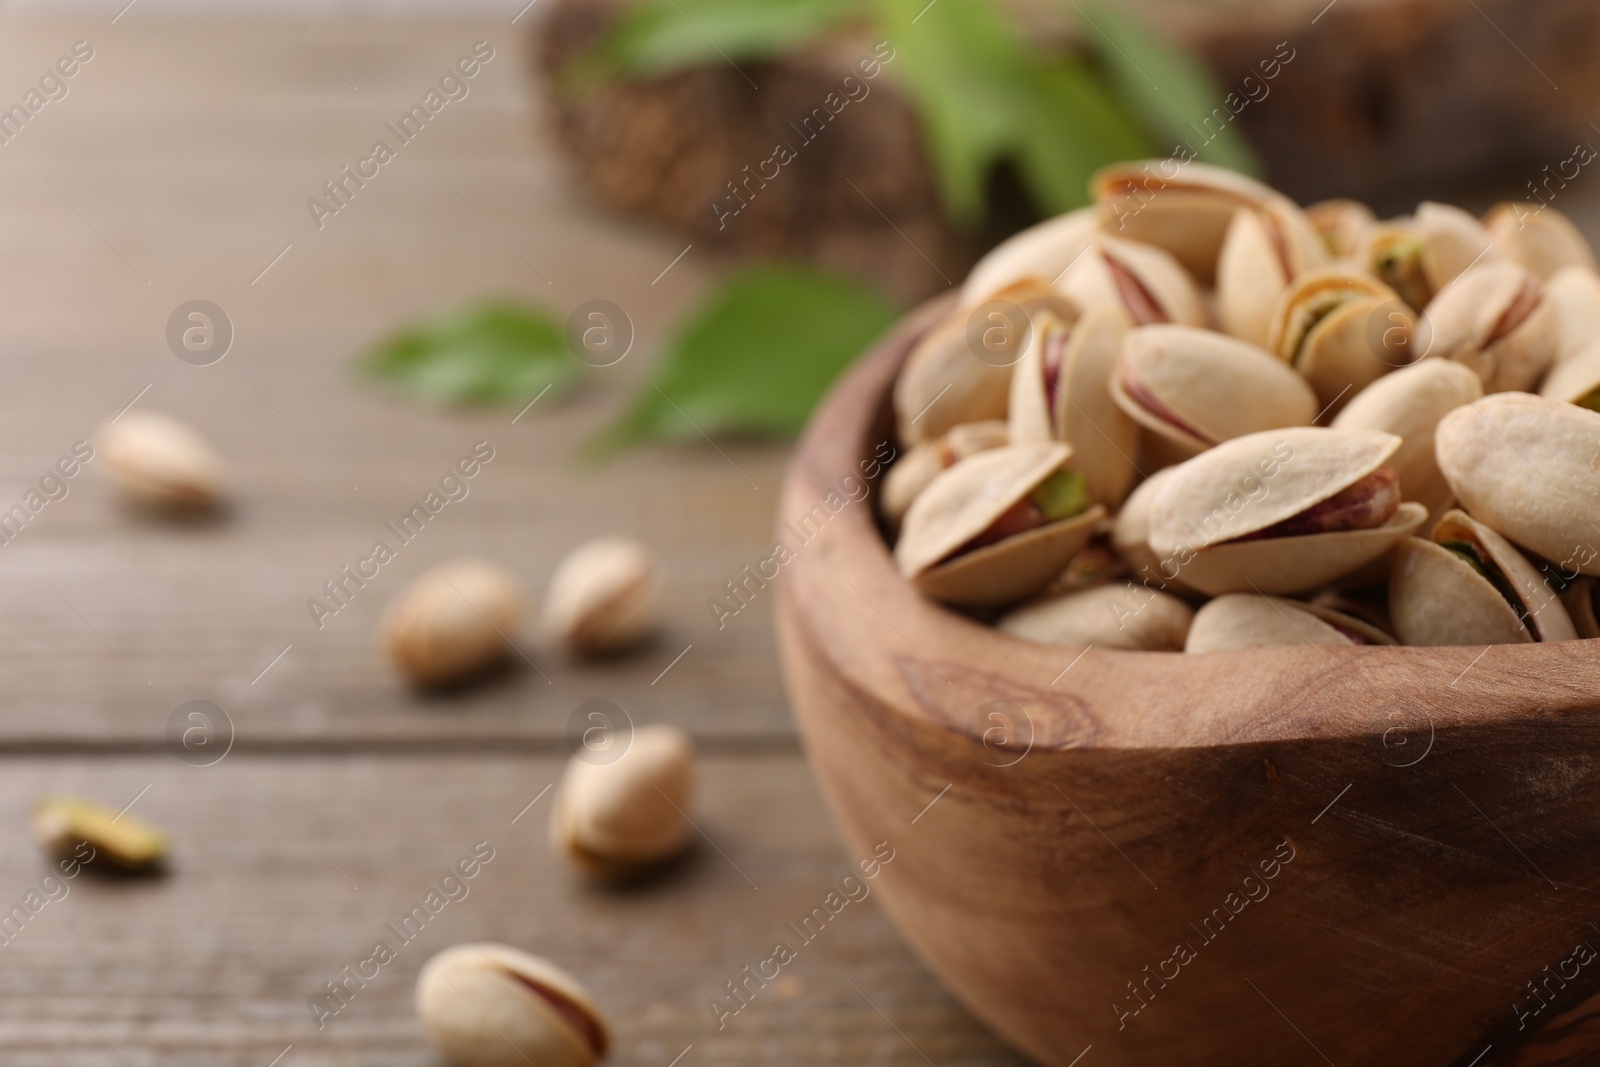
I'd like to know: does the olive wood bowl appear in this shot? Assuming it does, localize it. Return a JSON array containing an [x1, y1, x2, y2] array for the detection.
[[775, 294, 1600, 1067]]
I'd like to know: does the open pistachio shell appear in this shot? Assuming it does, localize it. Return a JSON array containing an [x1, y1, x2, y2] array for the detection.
[[1057, 233, 1206, 329], [1416, 260, 1558, 393], [1306, 199, 1376, 262], [1216, 202, 1327, 348], [881, 420, 1009, 530], [1110, 467, 1194, 597], [1110, 325, 1318, 461], [1389, 509, 1576, 646], [1359, 204, 1495, 313], [1561, 575, 1599, 639], [1435, 393, 1600, 575], [1485, 202, 1597, 280], [1008, 305, 1137, 506], [1539, 340, 1600, 408], [1185, 593, 1396, 653], [997, 582, 1193, 651], [1331, 359, 1482, 524], [959, 208, 1099, 306], [1546, 265, 1600, 361], [1266, 269, 1410, 411]]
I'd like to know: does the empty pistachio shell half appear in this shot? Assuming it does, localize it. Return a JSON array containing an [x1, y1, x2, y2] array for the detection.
[[1416, 260, 1557, 393], [881, 420, 1009, 530], [1146, 427, 1426, 596], [1306, 199, 1376, 262], [1008, 305, 1137, 506], [998, 582, 1193, 650], [1266, 270, 1411, 411], [1562, 575, 1599, 639], [1485, 202, 1597, 280], [1216, 202, 1326, 348], [1546, 265, 1600, 361], [381, 560, 525, 688], [96, 411, 224, 511], [33, 795, 167, 871], [416, 943, 609, 1067], [550, 723, 693, 878], [895, 443, 1105, 608], [1435, 393, 1600, 575], [959, 208, 1099, 306], [1330, 359, 1483, 523], [1057, 232, 1206, 329], [542, 537, 659, 657], [1389, 509, 1576, 646], [1111, 325, 1318, 462], [1185, 593, 1395, 653]]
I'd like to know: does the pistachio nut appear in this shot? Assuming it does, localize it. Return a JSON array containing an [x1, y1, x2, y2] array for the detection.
[[1561, 575, 1600, 639], [542, 537, 660, 657], [1110, 325, 1318, 463], [1266, 270, 1411, 411], [1008, 305, 1137, 505], [1360, 203, 1496, 312], [1389, 509, 1577, 646], [1546, 265, 1600, 362], [550, 723, 694, 879], [881, 420, 1009, 530], [1216, 202, 1327, 348], [1539, 339, 1600, 410], [1306, 199, 1376, 262], [416, 943, 609, 1067], [960, 209, 1099, 306], [998, 581, 1193, 651], [1110, 467, 1194, 596], [381, 560, 526, 687], [1146, 427, 1427, 596], [895, 442, 1105, 608], [1330, 358, 1483, 524], [1485, 202, 1597, 280], [1056, 232, 1206, 329], [33, 795, 167, 871], [1435, 392, 1600, 575], [1048, 539, 1129, 593], [96, 411, 224, 511], [1185, 593, 1396, 653], [1415, 260, 1558, 393]]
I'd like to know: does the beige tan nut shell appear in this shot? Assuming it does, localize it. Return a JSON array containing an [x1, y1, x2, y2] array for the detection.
[[1216, 202, 1326, 348], [96, 411, 224, 511], [1416, 260, 1558, 393], [1008, 305, 1137, 505], [1306, 199, 1376, 262], [551, 723, 694, 878], [1057, 232, 1206, 328], [1546, 265, 1600, 361], [1146, 427, 1426, 596], [381, 560, 525, 687], [1389, 510, 1576, 646], [1331, 358, 1483, 524], [416, 943, 609, 1067], [1360, 203, 1497, 311], [881, 420, 1009, 530], [1562, 576, 1600, 639], [998, 582, 1192, 650], [959, 208, 1099, 306], [1540, 340, 1600, 406], [1435, 392, 1600, 575], [542, 537, 659, 656], [1110, 467, 1194, 596], [1266, 270, 1411, 412], [1111, 325, 1318, 461], [895, 443, 1103, 608], [1185, 593, 1395, 653], [1485, 202, 1597, 280]]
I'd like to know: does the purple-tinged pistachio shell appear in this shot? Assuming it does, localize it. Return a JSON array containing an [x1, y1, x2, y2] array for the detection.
[[1216, 202, 1327, 347], [1057, 233, 1206, 329], [1416, 260, 1558, 393]]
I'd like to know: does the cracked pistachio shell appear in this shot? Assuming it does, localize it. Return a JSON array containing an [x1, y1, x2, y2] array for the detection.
[[542, 537, 660, 656], [1267, 270, 1410, 412], [998, 581, 1192, 650], [1435, 393, 1600, 575], [33, 795, 168, 871], [1416, 260, 1558, 393], [1540, 340, 1600, 407], [1486, 202, 1597, 280], [1185, 593, 1396, 653], [1360, 204, 1496, 312], [1110, 325, 1318, 461], [97, 411, 224, 511], [1216, 202, 1326, 348], [381, 560, 525, 688], [1546, 266, 1600, 361], [1331, 358, 1482, 524], [1110, 467, 1194, 596], [1147, 427, 1426, 595], [1008, 305, 1137, 506], [551, 724, 694, 878], [895, 443, 1104, 608], [1562, 576, 1599, 639], [1057, 232, 1206, 329], [1389, 509, 1576, 646], [1306, 199, 1376, 262], [881, 420, 1009, 530], [1089, 161, 1311, 284], [959, 208, 1099, 306], [416, 944, 609, 1067]]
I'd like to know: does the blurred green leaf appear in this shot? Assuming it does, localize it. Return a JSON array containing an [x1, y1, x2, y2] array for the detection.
[[588, 266, 897, 457], [1079, 3, 1261, 174], [587, 0, 861, 78], [359, 302, 577, 405], [1013, 55, 1155, 215]]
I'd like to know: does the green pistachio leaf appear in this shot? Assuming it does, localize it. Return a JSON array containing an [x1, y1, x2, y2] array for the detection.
[[358, 301, 578, 405], [1012, 55, 1155, 216], [587, 0, 861, 78], [587, 265, 897, 457]]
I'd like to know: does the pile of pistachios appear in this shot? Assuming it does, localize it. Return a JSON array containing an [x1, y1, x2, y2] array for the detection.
[[885, 161, 1600, 652]]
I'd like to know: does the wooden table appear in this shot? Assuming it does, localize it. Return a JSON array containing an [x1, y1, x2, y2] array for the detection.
[[0, 11, 1025, 1065]]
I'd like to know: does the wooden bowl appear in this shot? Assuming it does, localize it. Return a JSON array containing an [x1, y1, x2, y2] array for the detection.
[[775, 295, 1600, 1067]]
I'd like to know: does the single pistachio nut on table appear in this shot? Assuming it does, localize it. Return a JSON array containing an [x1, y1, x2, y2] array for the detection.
[[541, 537, 660, 657], [1185, 593, 1396, 653], [33, 795, 167, 871], [416, 943, 609, 1067], [550, 723, 694, 879], [381, 560, 525, 688], [1485, 202, 1597, 280], [96, 411, 224, 512]]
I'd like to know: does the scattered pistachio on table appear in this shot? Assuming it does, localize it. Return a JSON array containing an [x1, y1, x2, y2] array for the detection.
[[381, 560, 525, 688], [96, 411, 224, 512], [541, 537, 660, 658], [416, 943, 609, 1067], [550, 723, 694, 880], [32, 795, 167, 872]]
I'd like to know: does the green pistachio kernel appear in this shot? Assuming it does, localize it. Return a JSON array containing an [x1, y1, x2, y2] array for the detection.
[[1030, 469, 1089, 522]]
